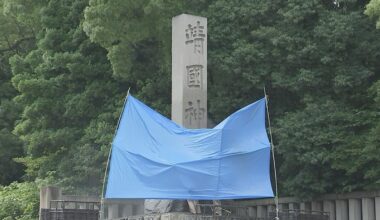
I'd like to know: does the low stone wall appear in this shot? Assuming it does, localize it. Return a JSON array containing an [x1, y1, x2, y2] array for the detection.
[[228, 190, 380, 220], [39, 186, 380, 220]]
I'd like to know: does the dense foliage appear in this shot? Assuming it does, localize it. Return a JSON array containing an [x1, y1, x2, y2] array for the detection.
[[0, 182, 39, 220], [366, 0, 380, 28], [0, 0, 37, 185], [83, 0, 380, 198], [0, 0, 379, 218], [9, 0, 126, 194]]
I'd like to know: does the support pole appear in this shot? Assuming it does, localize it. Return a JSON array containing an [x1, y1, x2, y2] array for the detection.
[[264, 87, 279, 220], [100, 88, 130, 220]]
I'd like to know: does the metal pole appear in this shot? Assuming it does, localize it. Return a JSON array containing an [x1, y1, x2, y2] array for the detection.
[[264, 87, 280, 220], [99, 88, 130, 220]]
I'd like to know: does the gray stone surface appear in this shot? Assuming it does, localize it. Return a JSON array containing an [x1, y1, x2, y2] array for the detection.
[[257, 205, 267, 218], [128, 216, 144, 220], [171, 14, 207, 128], [300, 202, 311, 213], [376, 197, 380, 220], [312, 201, 323, 212], [323, 200, 336, 220], [267, 205, 275, 216], [39, 186, 62, 209], [348, 199, 361, 220], [145, 14, 208, 215], [161, 213, 196, 220], [104, 199, 144, 219], [336, 200, 348, 220], [248, 206, 257, 217], [151, 13, 209, 215], [39, 186, 62, 220], [107, 203, 119, 219], [288, 202, 299, 210], [362, 198, 375, 220], [144, 214, 161, 220]]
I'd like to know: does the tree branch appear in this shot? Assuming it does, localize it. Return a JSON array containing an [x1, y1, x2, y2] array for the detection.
[[0, 37, 34, 54]]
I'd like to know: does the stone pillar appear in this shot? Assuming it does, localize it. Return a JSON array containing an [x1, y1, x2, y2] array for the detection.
[[289, 202, 299, 214], [349, 199, 361, 220], [122, 204, 133, 217], [172, 14, 207, 128], [257, 205, 267, 218], [312, 201, 323, 213], [336, 200, 348, 220], [289, 202, 299, 211], [362, 198, 375, 220], [267, 205, 276, 216], [376, 197, 380, 220], [248, 206, 257, 217], [39, 186, 62, 209], [108, 203, 119, 219], [323, 200, 336, 220], [300, 202, 311, 213], [279, 203, 289, 211], [39, 186, 62, 220], [170, 13, 208, 214]]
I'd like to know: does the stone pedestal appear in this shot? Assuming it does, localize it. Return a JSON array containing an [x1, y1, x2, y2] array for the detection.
[[161, 213, 196, 220], [336, 200, 348, 220], [144, 214, 161, 220], [348, 199, 361, 220], [129, 216, 145, 220], [362, 198, 375, 220], [323, 200, 336, 220]]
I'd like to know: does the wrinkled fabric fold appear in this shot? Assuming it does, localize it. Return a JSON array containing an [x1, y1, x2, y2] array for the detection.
[[105, 95, 274, 200]]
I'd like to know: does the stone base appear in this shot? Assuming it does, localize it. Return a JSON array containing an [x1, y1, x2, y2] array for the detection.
[[125, 213, 196, 220], [161, 213, 197, 220]]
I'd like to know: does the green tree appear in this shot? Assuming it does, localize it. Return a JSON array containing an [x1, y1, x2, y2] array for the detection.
[[0, 182, 39, 220], [0, 0, 39, 185], [2, 0, 378, 201], [10, 0, 124, 194], [208, 0, 380, 197], [366, 0, 380, 28], [84, 0, 380, 197], [206, 0, 380, 197], [83, 0, 217, 114]]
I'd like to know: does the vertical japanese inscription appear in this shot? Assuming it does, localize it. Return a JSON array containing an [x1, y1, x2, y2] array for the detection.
[[186, 65, 203, 88], [185, 21, 205, 54], [185, 99, 205, 128], [172, 14, 207, 129]]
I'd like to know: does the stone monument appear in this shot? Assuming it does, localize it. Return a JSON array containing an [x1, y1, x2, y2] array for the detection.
[[171, 14, 207, 128], [145, 13, 208, 214]]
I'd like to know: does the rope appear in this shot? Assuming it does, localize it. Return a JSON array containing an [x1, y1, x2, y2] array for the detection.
[[264, 87, 280, 220], [99, 88, 130, 220]]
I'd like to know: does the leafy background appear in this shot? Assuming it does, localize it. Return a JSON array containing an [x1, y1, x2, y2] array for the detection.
[[0, 0, 379, 218]]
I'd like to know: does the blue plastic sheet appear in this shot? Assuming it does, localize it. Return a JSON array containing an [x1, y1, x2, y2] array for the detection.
[[105, 95, 274, 200]]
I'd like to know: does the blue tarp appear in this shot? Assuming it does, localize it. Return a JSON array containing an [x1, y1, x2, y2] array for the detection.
[[105, 95, 274, 200]]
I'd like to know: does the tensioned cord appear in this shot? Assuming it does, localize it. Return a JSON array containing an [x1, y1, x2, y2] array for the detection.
[[264, 87, 280, 220], [99, 88, 130, 220]]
